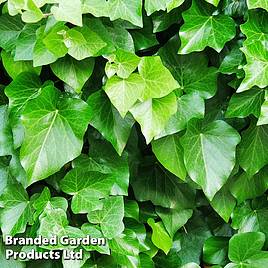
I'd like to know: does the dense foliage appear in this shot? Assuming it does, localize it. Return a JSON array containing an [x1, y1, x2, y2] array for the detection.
[[0, 0, 267, 267]]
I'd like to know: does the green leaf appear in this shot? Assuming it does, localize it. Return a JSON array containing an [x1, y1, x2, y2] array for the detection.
[[228, 232, 265, 263], [60, 168, 115, 213], [37, 204, 84, 250], [51, 56, 95, 93], [1, 50, 41, 79], [237, 10, 268, 92], [51, 0, 82, 26], [210, 186, 236, 222], [230, 167, 268, 203], [148, 218, 172, 255], [33, 24, 65, 67], [178, 0, 236, 54], [81, 223, 110, 254], [5, 72, 42, 123], [145, 0, 185, 15], [181, 119, 240, 200], [159, 37, 218, 99], [82, 0, 143, 27], [237, 124, 268, 176], [0, 105, 14, 156], [0, 184, 32, 236], [157, 92, 205, 138], [0, 14, 24, 52], [64, 26, 107, 60], [15, 24, 39, 61], [138, 56, 179, 100], [21, 0, 43, 23], [130, 92, 177, 144], [105, 49, 140, 79], [219, 47, 244, 75], [20, 85, 91, 185], [226, 88, 264, 118], [247, 0, 268, 11], [87, 196, 124, 239], [73, 140, 130, 195], [205, 0, 220, 6], [232, 202, 268, 241], [152, 133, 186, 180], [104, 73, 145, 118], [125, 200, 139, 221], [258, 90, 268, 125], [156, 207, 193, 238], [132, 165, 195, 210], [203, 237, 229, 266], [87, 90, 135, 155]]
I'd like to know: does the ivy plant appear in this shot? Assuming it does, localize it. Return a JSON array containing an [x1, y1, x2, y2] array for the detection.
[[0, 0, 267, 267]]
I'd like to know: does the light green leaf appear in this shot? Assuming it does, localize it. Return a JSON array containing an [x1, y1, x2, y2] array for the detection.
[[237, 124, 268, 176], [51, 56, 95, 93], [20, 85, 91, 185], [87, 196, 124, 239], [228, 232, 265, 263], [166, 0, 185, 12], [82, 0, 143, 27], [87, 90, 135, 155], [0, 184, 32, 236], [51, 0, 82, 26], [179, 0, 236, 54], [147, 218, 172, 255], [21, 0, 43, 23], [247, 0, 268, 11], [33, 24, 65, 67], [105, 49, 140, 79], [226, 88, 264, 118], [145, 0, 185, 15], [181, 119, 241, 200], [156, 207, 193, 238], [237, 10, 268, 92], [205, 0, 220, 6], [152, 133, 186, 180], [138, 56, 179, 100], [104, 74, 145, 118], [157, 92, 205, 138], [1, 50, 41, 79], [60, 168, 115, 213], [63, 26, 107, 60], [130, 93, 177, 144]]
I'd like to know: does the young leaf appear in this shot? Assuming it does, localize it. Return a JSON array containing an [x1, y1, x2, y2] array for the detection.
[[104, 73, 145, 118], [138, 56, 180, 100], [147, 218, 172, 255], [130, 93, 177, 144]]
